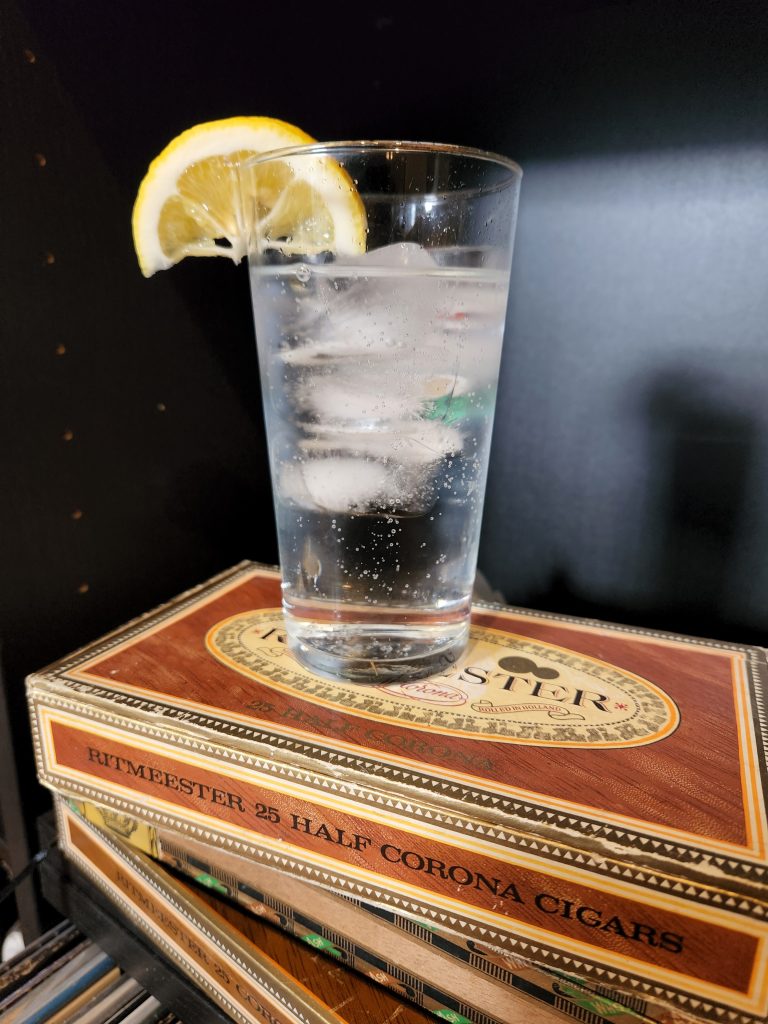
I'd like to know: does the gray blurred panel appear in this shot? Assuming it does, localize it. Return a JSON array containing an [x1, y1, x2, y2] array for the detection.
[[481, 147, 768, 639]]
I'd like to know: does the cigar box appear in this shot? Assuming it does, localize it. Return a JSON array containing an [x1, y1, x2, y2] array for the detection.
[[69, 795, 702, 1024], [27, 562, 768, 1023], [54, 798, 564, 1024]]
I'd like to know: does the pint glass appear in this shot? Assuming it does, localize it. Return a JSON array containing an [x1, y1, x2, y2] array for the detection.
[[244, 141, 521, 682]]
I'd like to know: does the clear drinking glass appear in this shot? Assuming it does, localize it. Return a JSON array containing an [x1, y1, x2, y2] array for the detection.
[[243, 141, 522, 682]]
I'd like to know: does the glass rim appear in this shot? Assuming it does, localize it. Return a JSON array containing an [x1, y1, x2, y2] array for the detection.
[[241, 139, 523, 179]]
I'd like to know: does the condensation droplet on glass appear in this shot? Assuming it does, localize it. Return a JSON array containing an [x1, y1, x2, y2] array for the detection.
[[295, 264, 311, 283]]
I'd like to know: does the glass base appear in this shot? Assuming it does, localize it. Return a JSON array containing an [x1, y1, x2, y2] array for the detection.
[[285, 613, 470, 684]]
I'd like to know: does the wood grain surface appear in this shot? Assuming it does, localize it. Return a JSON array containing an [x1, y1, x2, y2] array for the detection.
[[190, 881, 570, 1024]]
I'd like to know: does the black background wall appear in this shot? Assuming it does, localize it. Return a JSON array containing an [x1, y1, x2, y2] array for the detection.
[[1, 0, 767, 927]]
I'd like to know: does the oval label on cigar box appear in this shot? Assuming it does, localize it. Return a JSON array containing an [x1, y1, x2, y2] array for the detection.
[[206, 611, 679, 747]]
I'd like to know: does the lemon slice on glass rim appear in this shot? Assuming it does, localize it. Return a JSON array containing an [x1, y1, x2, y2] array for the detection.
[[131, 116, 367, 278]]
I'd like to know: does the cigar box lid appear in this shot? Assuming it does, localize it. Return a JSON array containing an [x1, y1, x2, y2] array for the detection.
[[27, 561, 768, 903]]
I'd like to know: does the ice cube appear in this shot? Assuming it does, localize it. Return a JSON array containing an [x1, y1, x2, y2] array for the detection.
[[282, 243, 449, 368], [346, 241, 439, 269], [299, 419, 462, 464], [281, 318, 403, 366], [279, 457, 390, 513], [295, 376, 425, 424]]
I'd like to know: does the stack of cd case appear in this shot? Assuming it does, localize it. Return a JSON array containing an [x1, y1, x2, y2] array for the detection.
[[0, 916, 176, 1023]]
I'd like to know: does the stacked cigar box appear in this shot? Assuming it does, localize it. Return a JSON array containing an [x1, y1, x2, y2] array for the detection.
[[26, 561, 768, 1024]]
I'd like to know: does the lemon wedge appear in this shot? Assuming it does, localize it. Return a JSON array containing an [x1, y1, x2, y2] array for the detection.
[[132, 116, 366, 277]]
